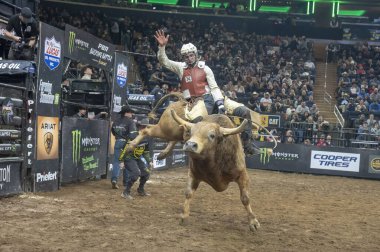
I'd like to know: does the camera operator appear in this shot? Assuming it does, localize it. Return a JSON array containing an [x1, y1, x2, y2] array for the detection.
[[4, 7, 38, 60]]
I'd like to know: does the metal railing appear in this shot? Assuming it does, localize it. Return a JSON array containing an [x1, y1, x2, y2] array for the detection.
[[334, 105, 345, 128]]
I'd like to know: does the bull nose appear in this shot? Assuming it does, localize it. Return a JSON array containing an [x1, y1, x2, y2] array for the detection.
[[184, 141, 198, 152]]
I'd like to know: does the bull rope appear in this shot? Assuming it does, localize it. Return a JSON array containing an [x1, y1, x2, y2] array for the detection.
[[147, 93, 278, 152]]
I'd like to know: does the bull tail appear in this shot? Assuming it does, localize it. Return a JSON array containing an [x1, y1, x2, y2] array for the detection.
[[148, 92, 185, 120]]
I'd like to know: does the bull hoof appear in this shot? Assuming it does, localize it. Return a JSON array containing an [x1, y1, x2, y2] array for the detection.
[[179, 217, 189, 226], [249, 219, 260, 232], [157, 152, 168, 160]]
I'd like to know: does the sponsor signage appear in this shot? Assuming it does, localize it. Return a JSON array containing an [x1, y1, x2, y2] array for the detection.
[[36, 116, 59, 160], [368, 155, 380, 174], [111, 53, 129, 114], [44, 36, 61, 70], [0, 162, 22, 196], [61, 117, 108, 182], [310, 150, 360, 172], [65, 24, 115, 71], [153, 152, 166, 169], [259, 148, 299, 165], [36, 171, 57, 183], [37, 22, 64, 115], [260, 114, 281, 128]]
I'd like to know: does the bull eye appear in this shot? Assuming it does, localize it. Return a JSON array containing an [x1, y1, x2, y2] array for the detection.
[[208, 132, 215, 140]]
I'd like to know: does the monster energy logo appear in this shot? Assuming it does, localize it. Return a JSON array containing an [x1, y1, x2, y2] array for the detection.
[[68, 31, 76, 54], [259, 148, 271, 164], [72, 130, 81, 165]]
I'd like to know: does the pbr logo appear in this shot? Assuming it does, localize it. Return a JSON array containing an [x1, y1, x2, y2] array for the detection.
[[44, 132, 53, 154], [116, 63, 127, 87], [44, 36, 61, 70]]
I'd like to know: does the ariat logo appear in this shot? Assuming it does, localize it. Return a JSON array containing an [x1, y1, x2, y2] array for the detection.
[[371, 158, 380, 170], [185, 76, 192, 83], [259, 148, 271, 164], [72, 130, 81, 165], [68, 31, 76, 54], [44, 132, 53, 154]]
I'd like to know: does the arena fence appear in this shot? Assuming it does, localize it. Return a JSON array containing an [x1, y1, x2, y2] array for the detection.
[[247, 142, 380, 180]]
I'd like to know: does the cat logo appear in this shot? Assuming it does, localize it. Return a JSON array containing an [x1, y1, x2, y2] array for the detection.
[[44, 132, 53, 154]]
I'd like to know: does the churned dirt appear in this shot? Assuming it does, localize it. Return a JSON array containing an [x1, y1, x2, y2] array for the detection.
[[1, 167, 380, 252]]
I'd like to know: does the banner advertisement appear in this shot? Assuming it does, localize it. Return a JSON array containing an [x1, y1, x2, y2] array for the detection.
[[0, 161, 23, 197], [111, 52, 129, 115], [310, 150, 360, 172], [36, 116, 59, 160], [260, 114, 281, 128], [368, 155, 380, 174], [61, 117, 108, 183], [247, 142, 306, 172], [64, 24, 115, 71], [33, 22, 64, 192], [37, 22, 64, 116]]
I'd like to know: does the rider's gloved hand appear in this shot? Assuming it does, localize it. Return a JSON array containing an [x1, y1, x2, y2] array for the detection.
[[216, 100, 226, 114]]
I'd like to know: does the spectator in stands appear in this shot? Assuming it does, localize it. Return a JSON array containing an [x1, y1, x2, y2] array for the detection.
[[367, 114, 377, 128], [370, 122, 379, 135], [306, 95, 314, 108], [325, 134, 333, 146], [353, 114, 366, 129], [303, 139, 312, 145], [316, 134, 327, 147], [355, 99, 368, 113], [357, 121, 370, 140], [370, 88, 380, 102], [369, 100, 380, 113], [81, 66, 93, 80], [260, 92, 272, 112], [73, 106, 87, 118], [4, 7, 38, 60], [154, 30, 225, 118], [296, 101, 310, 115]]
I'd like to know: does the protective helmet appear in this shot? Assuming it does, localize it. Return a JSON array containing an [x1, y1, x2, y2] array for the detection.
[[181, 43, 197, 56]]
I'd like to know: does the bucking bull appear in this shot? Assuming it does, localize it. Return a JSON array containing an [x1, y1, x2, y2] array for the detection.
[[128, 93, 273, 231]]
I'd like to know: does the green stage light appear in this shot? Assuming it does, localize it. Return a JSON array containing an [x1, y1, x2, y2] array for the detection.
[[198, 1, 228, 8], [338, 10, 366, 16], [259, 6, 291, 13], [147, 0, 178, 5]]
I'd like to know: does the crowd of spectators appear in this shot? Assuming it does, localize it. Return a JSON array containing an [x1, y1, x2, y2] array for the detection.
[[41, 6, 342, 147], [332, 42, 380, 143]]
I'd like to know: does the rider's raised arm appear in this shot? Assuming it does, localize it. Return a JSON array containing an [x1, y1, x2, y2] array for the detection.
[[157, 46, 185, 77]]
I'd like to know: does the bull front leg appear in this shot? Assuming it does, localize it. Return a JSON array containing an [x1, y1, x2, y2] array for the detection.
[[157, 141, 177, 160], [237, 170, 260, 232], [129, 125, 166, 149], [180, 170, 200, 225]]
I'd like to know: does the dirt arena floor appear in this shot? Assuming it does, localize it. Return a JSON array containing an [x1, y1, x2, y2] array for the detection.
[[1, 167, 380, 252]]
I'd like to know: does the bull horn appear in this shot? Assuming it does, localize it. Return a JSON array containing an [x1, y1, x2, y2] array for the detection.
[[170, 110, 194, 129], [220, 119, 248, 136]]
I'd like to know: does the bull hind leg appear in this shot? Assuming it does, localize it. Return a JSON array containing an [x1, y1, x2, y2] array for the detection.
[[180, 171, 200, 225], [157, 141, 177, 160], [236, 170, 260, 232]]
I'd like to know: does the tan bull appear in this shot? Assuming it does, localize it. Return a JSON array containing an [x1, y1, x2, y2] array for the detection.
[[128, 93, 271, 160], [170, 110, 260, 232]]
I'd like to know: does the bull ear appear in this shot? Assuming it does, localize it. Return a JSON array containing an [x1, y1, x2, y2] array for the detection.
[[171, 109, 194, 129], [220, 119, 248, 136]]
